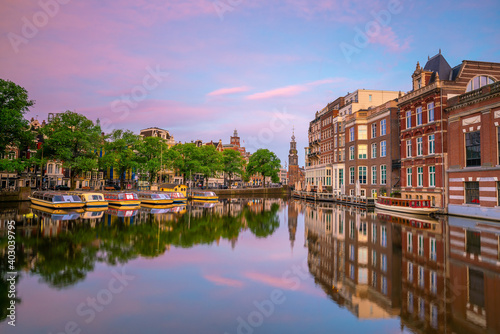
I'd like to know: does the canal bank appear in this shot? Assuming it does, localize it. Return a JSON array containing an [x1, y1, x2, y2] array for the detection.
[[0, 187, 31, 202], [211, 186, 289, 197]]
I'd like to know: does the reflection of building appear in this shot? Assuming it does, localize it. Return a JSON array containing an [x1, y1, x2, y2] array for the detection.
[[448, 217, 500, 333], [287, 200, 298, 250]]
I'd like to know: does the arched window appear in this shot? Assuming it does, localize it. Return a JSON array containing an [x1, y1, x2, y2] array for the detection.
[[466, 76, 495, 92]]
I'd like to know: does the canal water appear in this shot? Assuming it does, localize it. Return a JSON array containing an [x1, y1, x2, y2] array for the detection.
[[0, 198, 499, 334]]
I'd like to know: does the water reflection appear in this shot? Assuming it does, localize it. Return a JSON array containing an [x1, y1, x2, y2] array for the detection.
[[1, 199, 499, 333], [298, 200, 500, 333]]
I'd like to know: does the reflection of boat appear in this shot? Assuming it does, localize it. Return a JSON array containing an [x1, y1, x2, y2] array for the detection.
[[105, 207, 139, 217], [30, 205, 82, 221], [137, 191, 173, 205], [102, 192, 141, 207], [140, 204, 187, 214], [376, 209, 439, 230], [29, 191, 85, 209], [191, 200, 217, 208], [68, 191, 108, 208], [80, 210, 105, 219], [190, 191, 218, 201], [375, 196, 439, 215]]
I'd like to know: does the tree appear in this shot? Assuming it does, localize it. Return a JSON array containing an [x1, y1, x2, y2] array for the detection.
[[0, 79, 35, 153], [198, 145, 223, 188], [136, 136, 175, 184], [100, 129, 141, 190], [172, 143, 203, 185], [246, 149, 281, 187], [222, 149, 246, 187], [41, 111, 102, 189]]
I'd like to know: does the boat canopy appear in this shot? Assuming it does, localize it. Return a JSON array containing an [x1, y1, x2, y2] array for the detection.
[[32, 191, 82, 203]]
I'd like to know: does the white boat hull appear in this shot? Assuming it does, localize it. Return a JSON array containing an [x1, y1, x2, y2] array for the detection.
[[375, 202, 439, 215]]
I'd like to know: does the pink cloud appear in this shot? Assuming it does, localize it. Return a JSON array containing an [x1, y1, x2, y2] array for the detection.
[[204, 274, 245, 288], [207, 86, 250, 96], [244, 272, 296, 290], [246, 79, 337, 100], [369, 26, 411, 52]]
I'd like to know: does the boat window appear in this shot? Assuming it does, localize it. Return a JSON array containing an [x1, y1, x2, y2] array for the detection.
[[53, 196, 63, 202], [151, 194, 161, 199]]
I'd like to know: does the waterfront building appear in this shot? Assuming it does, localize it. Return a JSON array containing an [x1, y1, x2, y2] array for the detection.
[[139, 127, 176, 147], [445, 80, 500, 220], [398, 51, 500, 209]]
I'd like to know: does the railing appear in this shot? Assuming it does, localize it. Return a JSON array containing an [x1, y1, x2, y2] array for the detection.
[[291, 191, 375, 207]]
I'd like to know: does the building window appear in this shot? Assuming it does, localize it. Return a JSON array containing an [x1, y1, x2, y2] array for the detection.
[[406, 140, 412, 158], [358, 145, 367, 159], [431, 304, 438, 329], [468, 268, 485, 308], [349, 146, 355, 160], [418, 266, 424, 288], [371, 189, 377, 197], [380, 119, 386, 136], [349, 128, 355, 142], [371, 143, 377, 159], [465, 131, 481, 167], [407, 168, 412, 187], [381, 276, 387, 295], [48, 164, 53, 174], [371, 123, 377, 138], [419, 298, 425, 320], [339, 169, 343, 186], [428, 102, 435, 122], [417, 167, 423, 187], [417, 235, 424, 256], [381, 254, 387, 272], [371, 166, 377, 184], [380, 141, 386, 157], [430, 271, 437, 294], [349, 244, 355, 261], [358, 166, 367, 184], [369, 94, 372, 102], [417, 137, 423, 156], [429, 166, 435, 187], [358, 125, 367, 140], [381, 165, 387, 185], [406, 110, 411, 129], [465, 181, 480, 204], [416, 106, 423, 126], [381, 226, 387, 247], [466, 75, 495, 92], [349, 167, 355, 184], [466, 230, 481, 255], [429, 134, 435, 154], [407, 262, 413, 282], [430, 238, 437, 261], [407, 232, 413, 252]]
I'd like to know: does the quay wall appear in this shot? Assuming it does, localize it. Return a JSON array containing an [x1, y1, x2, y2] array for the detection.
[[0, 187, 31, 202]]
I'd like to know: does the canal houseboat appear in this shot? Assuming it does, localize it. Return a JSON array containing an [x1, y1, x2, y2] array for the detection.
[[68, 191, 108, 208], [190, 191, 218, 201], [375, 196, 439, 215], [137, 192, 174, 205], [102, 192, 141, 207], [29, 191, 85, 209]]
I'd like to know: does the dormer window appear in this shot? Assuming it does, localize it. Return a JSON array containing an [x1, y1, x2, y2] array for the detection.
[[417, 78, 422, 89], [466, 76, 495, 92]]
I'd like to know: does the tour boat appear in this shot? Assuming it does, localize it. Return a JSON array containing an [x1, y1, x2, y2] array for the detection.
[[137, 191, 174, 205], [102, 192, 141, 207], [31, 205, 83, 220], [169, 191, 187, 203], [375, 196, 439, 215], [190, 191, 218, 201], [29, 191, 85, 209], [68, 191, 108, 208]]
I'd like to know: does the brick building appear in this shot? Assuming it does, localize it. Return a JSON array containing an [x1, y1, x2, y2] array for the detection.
[[446, 80, 500, 220], [398, 52, 500, 209]]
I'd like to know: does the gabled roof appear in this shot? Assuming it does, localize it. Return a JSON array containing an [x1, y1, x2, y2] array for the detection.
[[424, 53, 452, 83]]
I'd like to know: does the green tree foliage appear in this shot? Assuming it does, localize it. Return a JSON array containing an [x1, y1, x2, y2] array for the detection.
[[198, 145, 223, 187], [40, 111, 102, 189], [222, 149, 245, 187], [136, 136, 178, 184], [172, 144, 223, 186], [245, 202, 280, 238], [100, 129, 140, 189], [0, 79, 35, 153], [246, 149, 281, 187]]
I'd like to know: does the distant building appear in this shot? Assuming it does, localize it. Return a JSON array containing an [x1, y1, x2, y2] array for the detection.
[[140, 127, 176, 147]]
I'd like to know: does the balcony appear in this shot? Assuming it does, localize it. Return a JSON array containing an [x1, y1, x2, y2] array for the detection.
[[392, 159, 401, 170]]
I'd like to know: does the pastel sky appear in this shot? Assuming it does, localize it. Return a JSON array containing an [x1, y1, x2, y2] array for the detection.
[[1, 0, 499, 165]]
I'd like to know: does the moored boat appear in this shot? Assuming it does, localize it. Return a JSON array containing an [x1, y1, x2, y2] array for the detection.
[[68, 191, 108, 208], [169, 192, 187, 203], [190, 191, 218, 201], [102, 192, 141, 207], [137, 191, 173, 205], [375, 196, 439, 215], [29, 191, 85, 209]]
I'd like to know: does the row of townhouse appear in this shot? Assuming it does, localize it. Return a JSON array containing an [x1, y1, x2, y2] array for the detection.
[[304, 51, 500, 220]]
